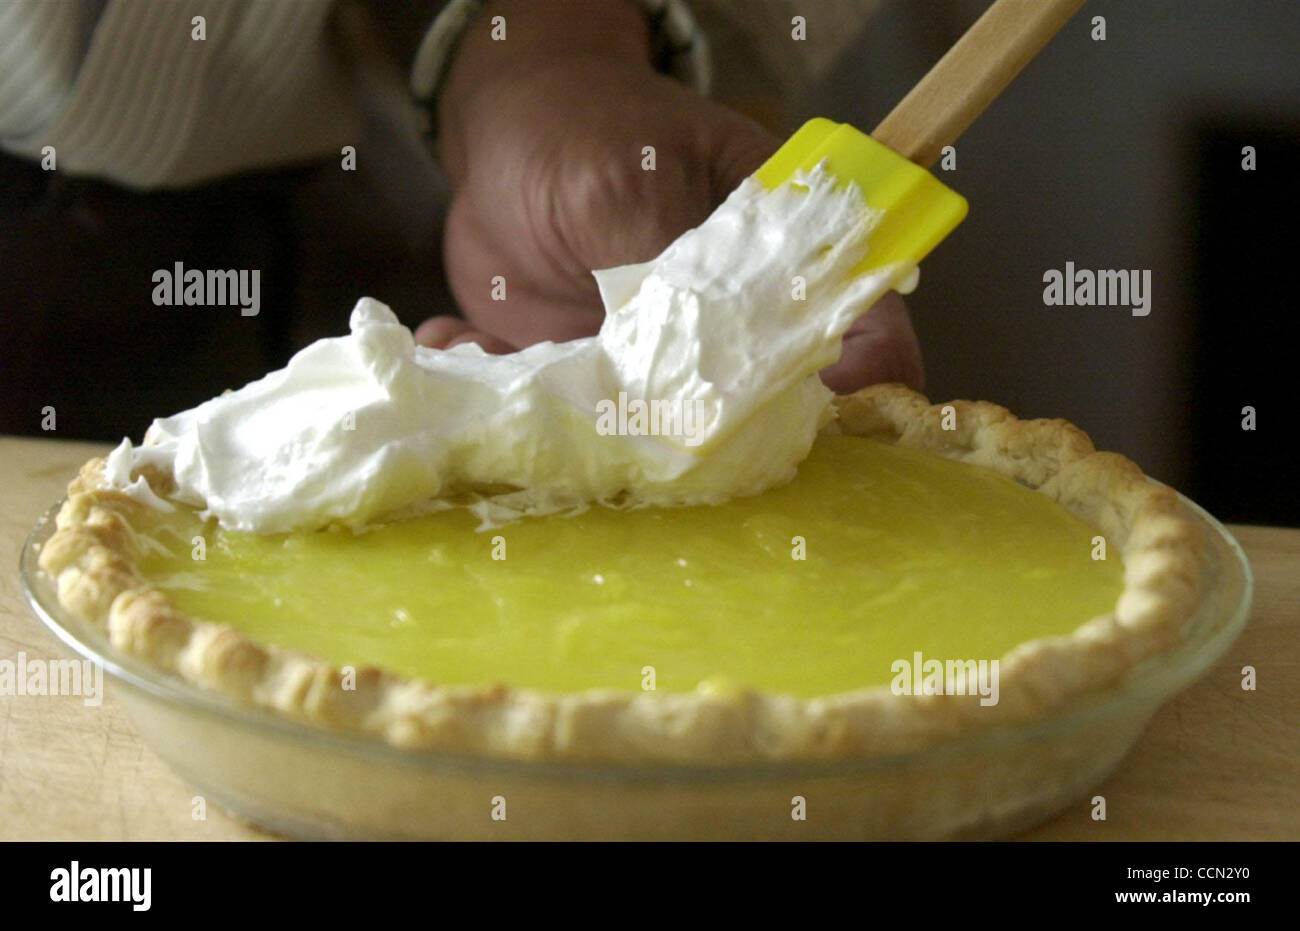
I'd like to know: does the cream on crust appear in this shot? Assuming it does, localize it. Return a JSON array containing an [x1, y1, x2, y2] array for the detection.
[[36, 384, 1205, 764]]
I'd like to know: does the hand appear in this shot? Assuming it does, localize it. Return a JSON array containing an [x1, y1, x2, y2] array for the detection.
[[417, 0, 923, 392]]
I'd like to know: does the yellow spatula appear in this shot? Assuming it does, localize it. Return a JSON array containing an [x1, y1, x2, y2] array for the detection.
[[756, 0, 1087, 277]]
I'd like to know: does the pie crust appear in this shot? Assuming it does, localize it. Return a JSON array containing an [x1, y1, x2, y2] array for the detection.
[[36, 384, 1205, 764]]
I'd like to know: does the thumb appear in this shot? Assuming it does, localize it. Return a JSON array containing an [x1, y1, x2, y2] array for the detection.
[[707, 114, 782, 202]]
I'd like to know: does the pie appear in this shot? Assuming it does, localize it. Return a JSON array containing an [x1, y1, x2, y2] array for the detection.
[[36, 384, 1204, 764]]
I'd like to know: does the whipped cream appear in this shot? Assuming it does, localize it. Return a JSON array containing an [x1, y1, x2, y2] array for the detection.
[[108, 163, 917, 533]]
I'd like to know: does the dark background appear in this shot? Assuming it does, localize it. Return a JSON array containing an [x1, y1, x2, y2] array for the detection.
[[2, 0, 1296, 525], [811, 0, 1299, 524]]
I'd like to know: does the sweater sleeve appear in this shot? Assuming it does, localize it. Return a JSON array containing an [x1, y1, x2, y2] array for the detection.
[[0, 0, 880, 188], [0, 0, 370, 189], [687, 0, 880, 121]]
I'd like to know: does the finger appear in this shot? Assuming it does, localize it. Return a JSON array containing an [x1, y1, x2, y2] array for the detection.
[[446, 253, 605, 347], [444, 329, 517, 354], [414, 315, 475, 348], [708, 114, 782, 201], [819, 291, 926, 394], [444, 193, 606, 346]]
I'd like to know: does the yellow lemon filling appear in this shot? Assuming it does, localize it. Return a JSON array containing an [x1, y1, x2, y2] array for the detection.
[[130, 435, 1123, 697]]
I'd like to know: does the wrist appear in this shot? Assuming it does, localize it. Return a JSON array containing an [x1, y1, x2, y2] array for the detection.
[[438, 0, 652, 181]]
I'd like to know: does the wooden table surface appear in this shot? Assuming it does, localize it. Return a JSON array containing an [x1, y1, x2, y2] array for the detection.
[[2, 435, 1296, 841]]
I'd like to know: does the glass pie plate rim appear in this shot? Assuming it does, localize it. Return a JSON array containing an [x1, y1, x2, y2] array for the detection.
[[19, 487, 1253, 785]]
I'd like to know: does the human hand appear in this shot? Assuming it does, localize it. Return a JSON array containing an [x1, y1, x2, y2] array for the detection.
[[417, 0, 923, 392]]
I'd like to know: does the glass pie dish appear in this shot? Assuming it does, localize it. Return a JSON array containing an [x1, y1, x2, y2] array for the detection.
[[20, 491, 1251, 840]]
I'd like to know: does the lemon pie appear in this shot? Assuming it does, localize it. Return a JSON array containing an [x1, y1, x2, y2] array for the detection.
[[33, 165, 1204, 768], [37, 384, 1204, 763]]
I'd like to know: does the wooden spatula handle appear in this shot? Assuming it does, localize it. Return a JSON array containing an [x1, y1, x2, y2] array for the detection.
[[873, 0, 1087, 167]]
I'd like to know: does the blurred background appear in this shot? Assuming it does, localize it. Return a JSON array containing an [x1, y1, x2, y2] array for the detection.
[[809, 0, 1298, 524], [2, 0, 1296, 524]]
